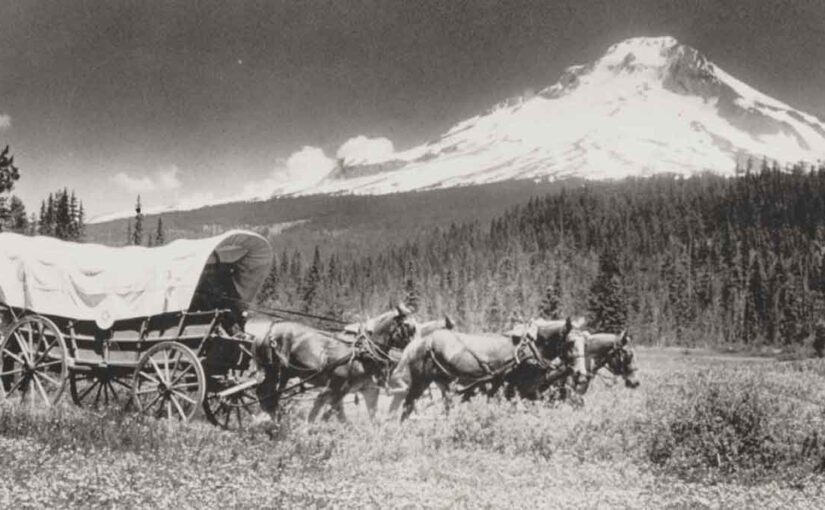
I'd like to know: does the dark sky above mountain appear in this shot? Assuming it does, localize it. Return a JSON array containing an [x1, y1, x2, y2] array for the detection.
[[1, 0, 823, 217]]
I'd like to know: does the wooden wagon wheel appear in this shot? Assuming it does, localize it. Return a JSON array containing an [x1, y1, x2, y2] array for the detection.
[[202, 366, 259, 430], [69, 368, 133, 410], [131, 342, 205, 421], [0, 315, 68, 406]]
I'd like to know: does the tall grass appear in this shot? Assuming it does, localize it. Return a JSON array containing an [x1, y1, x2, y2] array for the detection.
[[1, 353, 824, 507]]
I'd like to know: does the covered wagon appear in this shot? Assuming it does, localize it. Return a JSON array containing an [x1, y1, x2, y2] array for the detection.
[[0, 230, 272, 428]]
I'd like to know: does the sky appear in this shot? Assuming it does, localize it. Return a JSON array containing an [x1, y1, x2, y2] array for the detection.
[[1, 0, 824, 218]]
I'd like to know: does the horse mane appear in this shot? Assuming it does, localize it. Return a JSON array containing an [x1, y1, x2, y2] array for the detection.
[[367, 309, 400, 334]]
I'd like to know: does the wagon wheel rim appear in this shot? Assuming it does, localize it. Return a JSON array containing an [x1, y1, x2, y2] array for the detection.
[[69, 369, 134, 410], [132, 342, 205, 422], [203, 376, 258, 430], [0, 316, 68, 406]]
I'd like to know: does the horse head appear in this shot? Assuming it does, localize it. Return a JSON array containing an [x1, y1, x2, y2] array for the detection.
[[366, 303, 419, 351], [589, 330, 640, 388]]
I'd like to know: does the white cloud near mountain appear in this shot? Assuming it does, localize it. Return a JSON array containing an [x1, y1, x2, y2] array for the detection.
[[111, 165, 183, 193], [336, 135, 395, 165], [0, 114, 11, 129], [242, 136, 398, 199]]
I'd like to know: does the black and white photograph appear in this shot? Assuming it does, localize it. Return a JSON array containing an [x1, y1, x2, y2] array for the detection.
[[1, 0, 825, 507]]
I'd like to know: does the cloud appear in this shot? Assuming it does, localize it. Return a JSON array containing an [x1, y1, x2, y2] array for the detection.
[[156, 165, 182, 190], [336, 135, 395, 165], [241, 145, 337, 199], [111, 172, 156, 193], [284, 146, 337, 181], [111, 165, 183, 193], [0, 114, 11, 130]]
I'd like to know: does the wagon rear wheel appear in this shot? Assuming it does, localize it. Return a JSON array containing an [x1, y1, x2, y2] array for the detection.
[[131, 342, 205, 421], [0, 315, 68, 406], [70, 369, 133, 410], [203, 367, 259, 430]]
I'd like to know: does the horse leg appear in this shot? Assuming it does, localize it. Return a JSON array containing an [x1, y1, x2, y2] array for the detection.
[[388, 390, 406, 415], [361, 385, 380, 421], [255, 363, 281, 420], [435, 380, 452, 414], [401, 379, 431, 422], [308, 389, 330, 422]]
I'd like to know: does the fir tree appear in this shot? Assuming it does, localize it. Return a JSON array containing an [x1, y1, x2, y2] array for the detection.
[[132, 195, 144, 245], [302, 247, 322, 312], [588, 249, 627, 333], [403, 260, 420, 312], [155, 217, 165, 245], [0, 145, 19, 195]]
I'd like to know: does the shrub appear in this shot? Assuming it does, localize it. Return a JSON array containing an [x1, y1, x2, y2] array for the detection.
[[646, 368, 825, 481]]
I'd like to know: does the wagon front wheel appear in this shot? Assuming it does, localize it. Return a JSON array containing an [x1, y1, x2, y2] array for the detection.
[[131, 342, 205, 421], [203, 368, 259, 430], [0, 315, 68, 406]]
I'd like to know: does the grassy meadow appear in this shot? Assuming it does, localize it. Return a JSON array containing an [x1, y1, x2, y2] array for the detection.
[[1, 349, 824, 508]]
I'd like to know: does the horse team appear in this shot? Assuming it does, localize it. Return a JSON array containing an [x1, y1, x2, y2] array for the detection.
[[249, 304, 639, 422]]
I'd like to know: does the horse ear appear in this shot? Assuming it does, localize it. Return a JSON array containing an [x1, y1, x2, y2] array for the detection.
[[396, 303, 411, 317], [444, 315, 455, 330], [620, 330, 629, 345], [564, 316, 573, 333]]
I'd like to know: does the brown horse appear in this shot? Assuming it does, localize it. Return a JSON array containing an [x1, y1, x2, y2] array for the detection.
[[252, 305, 418, 422], [387, 316, 455, 415], [399, 317, 587, 420]]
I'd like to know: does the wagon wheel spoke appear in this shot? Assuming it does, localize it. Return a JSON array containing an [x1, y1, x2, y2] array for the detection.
[[170, 389, 197, 405], [32, 374, 51, 404], [1, 347, 26, 366], [105, 381, 120, 402], [32, 338, 59, 367], [134, 385, 162, 396], [35, 370, 60, 388], [93, 379, 105, 406], [168, 363, 195, 388], [9, 334, 32, 365], [138, 370, 162, 386], [77, 378, 102, 402], [169, 394, 188, 421], [148, 357, 169, 385], [111, 377, 133, 390], [141, 391, 165, 414], [4, 374, 28, 398], [36, 359, 63, 370], [0, 367, 25, 377]]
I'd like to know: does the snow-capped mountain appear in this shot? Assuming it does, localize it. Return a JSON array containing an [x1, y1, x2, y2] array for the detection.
[[301, 36, 825, 195], [92, 36, 825, 223]]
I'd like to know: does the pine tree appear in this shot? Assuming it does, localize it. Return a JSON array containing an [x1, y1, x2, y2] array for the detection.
[[403, 260, 420, 312], [302, 247, 322, 312], [257, 253, 279, 306], [7, 196, 27, 233], [155, 217, 165, 246], [132, 196, 144, 246], [588, 249, 627, 333], [126, 220, 133, 246], [54, 189, 71, 240], [75, 202, 85, 240], [0, 146, 19, 195]]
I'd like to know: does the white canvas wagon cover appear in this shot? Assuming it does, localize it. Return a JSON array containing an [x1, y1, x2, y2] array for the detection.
[[0, 230, 272, 328]]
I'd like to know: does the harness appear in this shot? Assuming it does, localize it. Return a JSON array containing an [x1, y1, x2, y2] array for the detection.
[[425, 333, 547, 395], [272, 319, 408, 399]]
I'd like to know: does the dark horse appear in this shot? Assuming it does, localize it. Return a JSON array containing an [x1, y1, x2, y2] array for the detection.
[[252, 305, 418, 422], [397, 317, 588, 420]]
